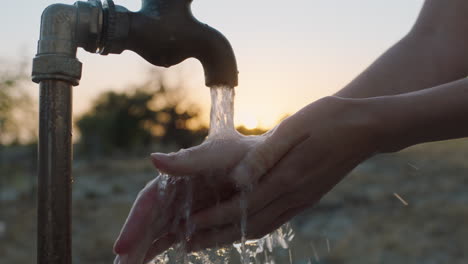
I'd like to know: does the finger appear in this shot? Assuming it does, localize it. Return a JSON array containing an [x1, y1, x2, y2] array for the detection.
[[191, 134, 313, 230], [191, 172, 283, 231], [114, 176, 175, 254], [151, 151, 203, 176], [143, 233, 178, 263], [230, 122, 309, 187], [150, 140, 234, 176], [114, 254, 128, 264], [244, 192, 307, 240], [188, 199, 306, 252]]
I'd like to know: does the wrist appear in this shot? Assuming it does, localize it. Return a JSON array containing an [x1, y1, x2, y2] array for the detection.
[[353, 95, 412, 154], [325, 96, 383, 156], [337, 96, 404, 155]]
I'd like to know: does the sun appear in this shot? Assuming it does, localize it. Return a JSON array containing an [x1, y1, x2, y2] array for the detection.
[[237, 112, 259, 130]]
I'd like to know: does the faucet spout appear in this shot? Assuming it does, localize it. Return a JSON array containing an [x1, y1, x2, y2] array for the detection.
[[101, 0, 239, 87], [191, 25, 239, 88]]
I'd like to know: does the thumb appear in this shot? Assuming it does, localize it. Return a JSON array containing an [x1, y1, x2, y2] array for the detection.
[[113, 177, 171, 255], [231, 119, 309, 187], [150, 142, 223, 176]]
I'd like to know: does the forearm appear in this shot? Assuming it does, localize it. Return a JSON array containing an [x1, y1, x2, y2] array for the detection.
[[336, 0, 468, 99], [336, 34, 468, 99], [368, 78, 468, 152]]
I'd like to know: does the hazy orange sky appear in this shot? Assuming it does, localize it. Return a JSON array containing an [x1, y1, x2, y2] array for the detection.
[[2, 0, 424, 129]]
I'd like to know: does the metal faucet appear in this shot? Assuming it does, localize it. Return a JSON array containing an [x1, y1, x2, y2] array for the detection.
[[31, 0, 238, 263]]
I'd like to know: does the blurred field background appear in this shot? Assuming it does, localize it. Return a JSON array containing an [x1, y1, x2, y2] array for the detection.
[[1, 63, 468, 264]]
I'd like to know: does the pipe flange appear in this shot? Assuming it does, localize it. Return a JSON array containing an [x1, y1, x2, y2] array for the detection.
[[100, 0, 116, 55], [32, 55, 83, 86]]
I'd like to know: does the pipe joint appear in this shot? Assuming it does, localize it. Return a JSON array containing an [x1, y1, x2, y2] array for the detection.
[[32, 0, 105, 85], [75, 0, 104, 53], [32, 55, 82, 85], [36, 3, 79, 56], [99, 0, 130, 55]]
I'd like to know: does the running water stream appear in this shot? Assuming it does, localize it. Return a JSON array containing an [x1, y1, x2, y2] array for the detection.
[[208, 86, 236, 138]]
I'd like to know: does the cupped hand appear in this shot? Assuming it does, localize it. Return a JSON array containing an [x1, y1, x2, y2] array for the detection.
[[182, 97, 380, 252], [113, 130, 261, 263], [114, 96, 379, 263]]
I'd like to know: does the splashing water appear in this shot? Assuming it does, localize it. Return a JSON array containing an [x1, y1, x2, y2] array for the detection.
[[233, 223, 296, 264], [147, 86, 296, 264]]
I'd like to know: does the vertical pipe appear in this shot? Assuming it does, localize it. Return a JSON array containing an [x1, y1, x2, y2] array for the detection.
[[34, 2, 101, 263], [37, 80, 73, 264]]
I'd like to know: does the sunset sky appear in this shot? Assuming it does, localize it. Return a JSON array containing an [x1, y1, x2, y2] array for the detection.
[[2, 0, 424, 129]]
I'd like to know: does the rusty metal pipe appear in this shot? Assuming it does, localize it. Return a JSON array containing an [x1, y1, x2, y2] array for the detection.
[[37, 80, 73, 264]]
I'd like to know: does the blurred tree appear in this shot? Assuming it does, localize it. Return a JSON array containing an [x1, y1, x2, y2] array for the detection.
[[0, 61, 37, 200], [76, 74, 207, 156], [0, 61, 36, 146]]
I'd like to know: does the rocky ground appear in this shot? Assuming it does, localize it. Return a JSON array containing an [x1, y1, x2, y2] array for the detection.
[[1, 139, 468, 263]]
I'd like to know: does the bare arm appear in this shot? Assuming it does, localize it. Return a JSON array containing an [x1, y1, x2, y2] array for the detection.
[[368, 77, 468, 152], [124, 78, 468, 256], [336, 0, 468, 98]]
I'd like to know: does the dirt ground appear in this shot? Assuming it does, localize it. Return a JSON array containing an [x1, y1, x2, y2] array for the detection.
[[1, 139, 468, 263]]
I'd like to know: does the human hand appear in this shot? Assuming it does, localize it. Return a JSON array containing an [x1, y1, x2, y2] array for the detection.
[[113, 132, 260, 263], [148, 96, 379, 253], [114, 96, 380, 263]]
